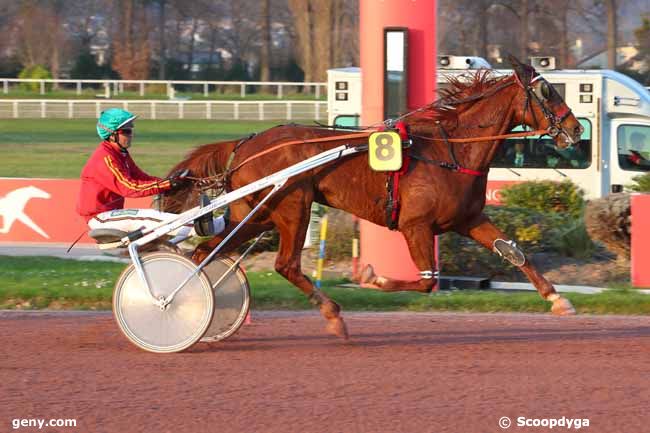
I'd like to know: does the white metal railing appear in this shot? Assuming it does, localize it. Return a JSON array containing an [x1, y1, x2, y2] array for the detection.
[[1, 78, 326, 99], [0, 99, 327, 121]]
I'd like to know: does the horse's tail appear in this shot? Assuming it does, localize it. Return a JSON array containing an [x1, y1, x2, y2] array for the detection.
[[167, 139, 238, 179]]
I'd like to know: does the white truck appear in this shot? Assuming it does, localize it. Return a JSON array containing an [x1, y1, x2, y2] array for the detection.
[[327, 57, 650, 201]]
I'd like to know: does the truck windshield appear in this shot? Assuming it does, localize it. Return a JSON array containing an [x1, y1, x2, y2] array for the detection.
[[493, 118, 592, 169], [617, 124, 650, 172]]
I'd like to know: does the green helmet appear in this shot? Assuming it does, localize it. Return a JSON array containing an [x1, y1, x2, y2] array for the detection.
[[96, 108, 138, 140]]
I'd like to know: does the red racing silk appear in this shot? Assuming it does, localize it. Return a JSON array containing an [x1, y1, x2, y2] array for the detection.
[[77, 141, 171, 222]]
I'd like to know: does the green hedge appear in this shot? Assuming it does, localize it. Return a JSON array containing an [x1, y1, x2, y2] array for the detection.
[[499, 179, 585, 219], [18, 65, 52, 92]]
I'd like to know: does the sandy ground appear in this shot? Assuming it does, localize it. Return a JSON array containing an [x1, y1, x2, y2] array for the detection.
[[0, 310, 648, 433]]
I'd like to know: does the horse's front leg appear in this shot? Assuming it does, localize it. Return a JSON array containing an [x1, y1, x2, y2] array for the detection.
[[270, 193, 349, 339], [463, 215, 576, 315], [358, 224, 438, 293]]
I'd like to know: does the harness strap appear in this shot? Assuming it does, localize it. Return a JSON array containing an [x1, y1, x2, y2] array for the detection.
[[410, 154, 489, 176], [386, 152, 412, 230]]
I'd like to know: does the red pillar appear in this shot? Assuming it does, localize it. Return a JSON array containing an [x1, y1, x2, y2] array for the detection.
[[359, 0, 437, 281], [631, 194, 650, 287]]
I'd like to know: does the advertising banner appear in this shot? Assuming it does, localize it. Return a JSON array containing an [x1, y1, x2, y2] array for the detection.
[[0, 178, 151, 245]]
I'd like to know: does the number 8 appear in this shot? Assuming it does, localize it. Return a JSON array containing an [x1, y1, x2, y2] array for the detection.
[[375, 133, 395, 161]]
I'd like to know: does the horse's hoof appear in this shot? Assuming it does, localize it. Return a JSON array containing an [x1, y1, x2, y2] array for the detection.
[[359, 264, 377, 285], [326, 317, 349, 340], [551, 297, 576, 316]]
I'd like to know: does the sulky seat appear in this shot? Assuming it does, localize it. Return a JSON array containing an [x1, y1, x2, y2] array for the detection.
[[88, 228, 129, 250]]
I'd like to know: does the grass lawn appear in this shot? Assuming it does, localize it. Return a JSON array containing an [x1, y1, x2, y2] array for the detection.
[[1, 256, 649, 314], [0, 119, 281, 178]]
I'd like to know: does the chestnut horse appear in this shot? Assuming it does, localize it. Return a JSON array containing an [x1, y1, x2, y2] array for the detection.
[[163, 57, 583, 339]]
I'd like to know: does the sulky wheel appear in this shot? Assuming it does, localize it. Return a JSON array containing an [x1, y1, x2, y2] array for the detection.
[[200, 256, 251, 343], [113, 252, 214, 353]]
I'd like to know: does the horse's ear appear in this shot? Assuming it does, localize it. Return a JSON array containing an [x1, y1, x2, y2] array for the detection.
[[508, 54, 532, 84]]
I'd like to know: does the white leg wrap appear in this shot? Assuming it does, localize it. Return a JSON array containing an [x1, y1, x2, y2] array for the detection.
[[419, 270, 439, 280], [546, 293, 561, 302]]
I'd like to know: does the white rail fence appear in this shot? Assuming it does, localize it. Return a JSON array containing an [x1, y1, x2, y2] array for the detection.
[[0, 100, 327, 121], [1, 78, 326, 99]]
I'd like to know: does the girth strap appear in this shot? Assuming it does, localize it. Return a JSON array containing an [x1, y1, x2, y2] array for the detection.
[[385, 121, 411, 230]]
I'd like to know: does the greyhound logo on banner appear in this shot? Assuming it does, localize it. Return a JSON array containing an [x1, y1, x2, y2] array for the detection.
[[0, 186, 52, 239]]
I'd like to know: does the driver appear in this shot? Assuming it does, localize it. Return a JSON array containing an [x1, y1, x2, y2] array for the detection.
[[77, 108, 226, 240], [627, 132, 650, 167]]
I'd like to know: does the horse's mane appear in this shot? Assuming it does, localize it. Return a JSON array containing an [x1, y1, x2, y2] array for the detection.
[[406, 70, 513, 130], [168, 140, 236, 179], [162, 140, 237, 213]]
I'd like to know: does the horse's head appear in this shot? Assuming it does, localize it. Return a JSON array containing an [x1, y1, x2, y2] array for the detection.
[[159, 141, 236, 213], [509, 55, 582, 149]]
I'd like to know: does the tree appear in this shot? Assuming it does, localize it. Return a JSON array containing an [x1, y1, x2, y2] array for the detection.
[[111, 0, 152, 79], [605, 0, 617, 68], [13, 0, 70, 78], [156, 0, 167, 79], [287, 0, 313, 82], [259, 0, 271, 85], [634, 17, 650, 70]]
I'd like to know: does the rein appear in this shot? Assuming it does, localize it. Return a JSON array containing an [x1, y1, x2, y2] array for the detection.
[[227, 131, 375, 174], [410, 128, 548, 143]]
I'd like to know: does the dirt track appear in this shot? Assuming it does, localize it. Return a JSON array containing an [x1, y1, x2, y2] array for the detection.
[[0, 310, 648, 433]]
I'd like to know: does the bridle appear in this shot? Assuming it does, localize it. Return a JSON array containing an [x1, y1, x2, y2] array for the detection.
[[515, 73, 580, 146]]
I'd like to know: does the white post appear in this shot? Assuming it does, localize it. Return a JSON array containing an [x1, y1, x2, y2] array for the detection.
[[315, 102, 320, 121], [123, 101, 128, 111], [203, 82, 209, 97], [113, 81, 118, 95], [151, 102, 156, 120], [206, 102, 212, 119], [76, 82, 82, 95], [119, 82, 124, 93], [234, 102, 239, 120], [315, 84, 320, 99], [259, 102, 264, 121], [68, 101, 74, 119], [139, 82, 145, 96], [287, 102, 292, 120], [3, 80, 7, 94], [40, 80, 45, 95], [96, 101, 101, 118], [13, 101, 18, 118], [240, 83, 245, 98], [104, 83, 110, 98], [179, 102, 184, 119], [278, 84, 283, 99], [41, 101, 46, 118]]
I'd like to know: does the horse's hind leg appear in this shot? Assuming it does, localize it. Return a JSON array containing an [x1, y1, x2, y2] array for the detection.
[[271, 197, 349, 339], [359, 224, 438, 293], [463, 215, 576, 315]]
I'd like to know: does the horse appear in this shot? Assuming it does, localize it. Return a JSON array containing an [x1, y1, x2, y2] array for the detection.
[[162, 56, 583, 339]]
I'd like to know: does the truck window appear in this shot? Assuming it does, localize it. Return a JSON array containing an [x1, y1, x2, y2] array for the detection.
[[333, 115, 360, 128], [493, 118, 592, 169], [617, 124, 650, 171]]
